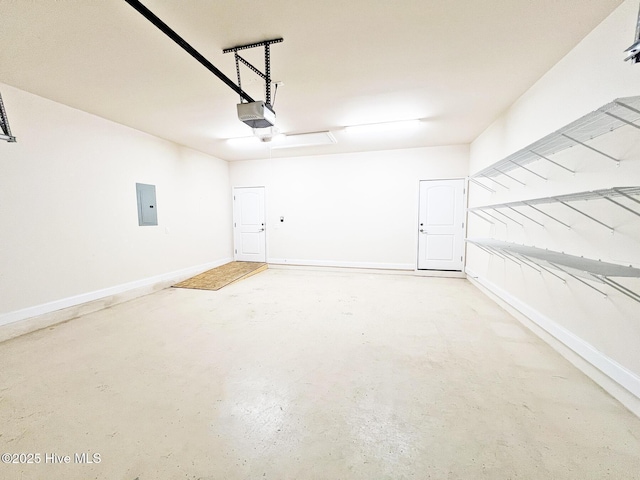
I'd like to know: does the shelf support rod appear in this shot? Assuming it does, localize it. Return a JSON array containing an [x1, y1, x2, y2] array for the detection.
[[549, 263, 608, 298], [508, 160, 547, 181], [519, 254, 566, 283], [614, 100, 640, 117], [600, 195, 640, 218], [478, 211, 508, 226], [480, 174, 510, 190], [601, 277, 640, 304], [509, 252, 542, 273], [523, 202, 572, 229], [612, 187, 640, 207], [492, 209, 524, 227], [529, 150, 575, 174], [469, 210, 494, 224], [603, 111, 640, 131], [472, 243, 502, 259], [493, 168, 526, 186], [506, 206, 545, 227], [468, 178, 496, 193], [469, 242, 508, 260], [556, 200, 614, 232], [495, 248, 522, 266], [560, 133, 619, 165]]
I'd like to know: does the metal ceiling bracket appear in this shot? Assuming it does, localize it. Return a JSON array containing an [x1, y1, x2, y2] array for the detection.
[[0, 92, 16, 143], [223, 38, 283, 107], [560, 133, 620, 165]]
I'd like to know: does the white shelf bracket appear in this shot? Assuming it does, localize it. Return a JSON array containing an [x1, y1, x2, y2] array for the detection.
[[506, 206, 545, 227], [469, 210, 495, 224], [549, 263, 608, 298], [600, 195, 640, 218], [560, 133, 620, 165], [529, 150, 575, 174], [469, 177, 496, 193], [518, 254, 566, 283], [492, 208, 524, 227], [556, 200, 614, 233], [601, 277, 640, 304], [523, 202, 572, 229], [494, 168, 526, 186], [482, 175, 510, 190], [508, 160, 547, 181]]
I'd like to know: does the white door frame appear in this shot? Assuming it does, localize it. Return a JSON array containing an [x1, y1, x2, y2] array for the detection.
[[232, 186, 267, 262], [416, 178, 467, 271]]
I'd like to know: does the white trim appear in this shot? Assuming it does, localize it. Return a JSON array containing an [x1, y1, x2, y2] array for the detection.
[[268, 258, 414, 271], [0, 257, 232, 328], [466, 267, 640, 417]]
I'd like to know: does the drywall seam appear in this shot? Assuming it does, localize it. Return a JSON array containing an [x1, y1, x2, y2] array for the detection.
[[268, 258, 415, 271], [466, 267, 640, 417], [0, 257, 233, 328]]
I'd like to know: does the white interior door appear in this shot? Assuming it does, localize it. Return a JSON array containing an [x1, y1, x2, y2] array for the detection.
[[417, 179, 465, 271], [233, 187, 266, 262]]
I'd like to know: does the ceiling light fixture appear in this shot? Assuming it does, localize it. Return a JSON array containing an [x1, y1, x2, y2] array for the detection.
[[227, 131, 336, 149], [344, 119, 422, 134], [270, 131, 337, 149]]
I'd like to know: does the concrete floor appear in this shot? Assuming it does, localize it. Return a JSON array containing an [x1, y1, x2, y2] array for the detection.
[[1, 268, 640, 480]]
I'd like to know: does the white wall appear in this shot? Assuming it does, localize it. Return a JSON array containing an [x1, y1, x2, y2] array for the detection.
[[467, 0, 640, 405], [0, 83, 233, 324], [229, 146, 469, 269]]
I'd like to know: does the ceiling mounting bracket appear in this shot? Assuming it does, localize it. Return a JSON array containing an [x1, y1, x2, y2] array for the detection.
[[223, 38, 283, 107], [0, 92, 16, 143]]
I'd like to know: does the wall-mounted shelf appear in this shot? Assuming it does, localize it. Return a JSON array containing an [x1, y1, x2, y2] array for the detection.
[[468, 186, 640, 232], [469, 96, 640, 190], [467, 238, 640, 303]]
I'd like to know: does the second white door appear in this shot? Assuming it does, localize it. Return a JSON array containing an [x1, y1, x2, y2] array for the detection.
[[233, 187, 266, 262], [417, 179, 465, 271]]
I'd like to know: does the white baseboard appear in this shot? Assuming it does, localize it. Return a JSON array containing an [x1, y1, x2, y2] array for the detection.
[[466, 267, 640, 418], [268, 258, 415, 271], [0, 257, 232, 342]]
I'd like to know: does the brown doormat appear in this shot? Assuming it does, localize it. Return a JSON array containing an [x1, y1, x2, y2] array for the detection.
[[173, 261, 267, 291]]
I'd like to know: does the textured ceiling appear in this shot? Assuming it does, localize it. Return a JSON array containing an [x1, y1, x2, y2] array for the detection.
[[0, 0, 625, 160]]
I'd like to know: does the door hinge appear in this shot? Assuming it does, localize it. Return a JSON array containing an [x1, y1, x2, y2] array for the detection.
[[462, 222, 465, 228], [234, 222, 236, 227], [235, 249, 237, 254], [233, 195, 236, 200]]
